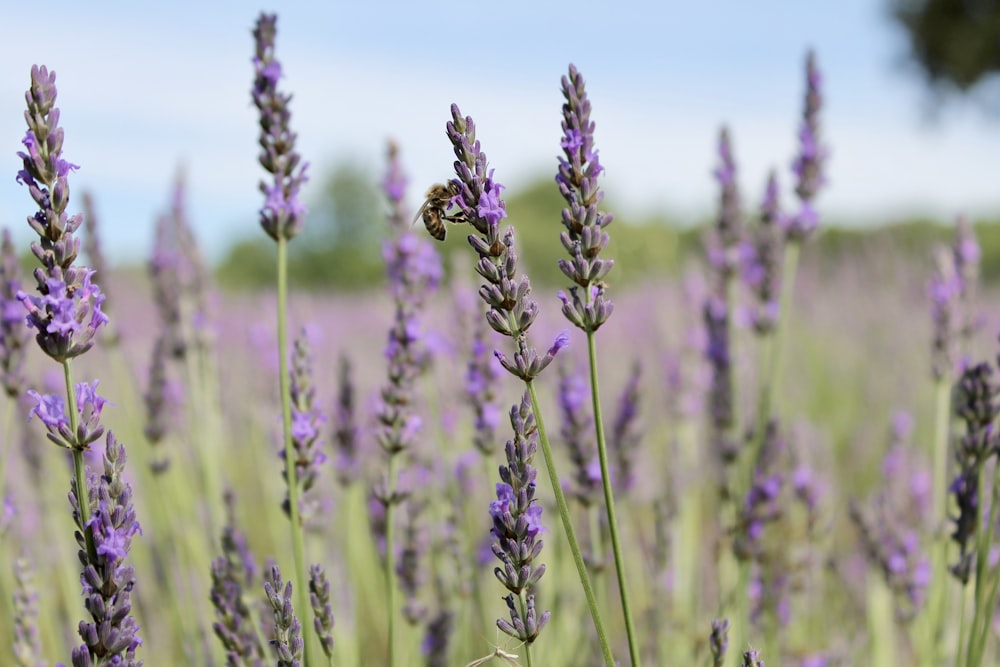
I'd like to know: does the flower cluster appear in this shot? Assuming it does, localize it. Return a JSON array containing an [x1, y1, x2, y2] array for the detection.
[[555, 64, 615, 333], [210, 507, 265, 667], [28, 380, 107, 451], [929, 245, 960, 382], [465, 318, 501, 456], [445, 105, 567, 382], [283, 330, 327, 519], [0, 228, 29, 396], [850, 412, 932, 620], [332, 354, 360, 486], [709, 127, 745, 276], [16, 65, 108, 363], [785, 51, 827, 242], [609, 361, 642, 495], [263, 563, 304, 667], [69, 434, 143, 667], [744, 172, 783, 334], [710, 618, 730, 667], [704, 295, 737, 464], [950, 361, 1000, 584], [489, 393, 550, 644], [557, 367, 601, 506], [252, 13, 309, 242], [308, 564, 335, 659]]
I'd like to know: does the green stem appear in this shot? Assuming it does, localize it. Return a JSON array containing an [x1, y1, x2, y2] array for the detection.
[[586, 331, 641, 667], [968, 457, 1000, 666], [0, 396, 13, 516], [385, 456, 398, 667], [276, 237, 312, 667], [63, 359, 96, 563], [526, 381, 615, 667], [923, 379, 952, 667]]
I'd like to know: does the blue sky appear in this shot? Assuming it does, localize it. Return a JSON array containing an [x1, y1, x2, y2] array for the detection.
[[1, 1, 997, 263]]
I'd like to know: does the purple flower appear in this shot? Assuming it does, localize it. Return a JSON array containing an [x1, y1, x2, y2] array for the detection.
[[0, 229, 29, 396], [70, 433, 143, 666], [488, 393, 549, 644], [785, 51, 827, 242], [555, 65, 615, 333], [252, 13, 309, 242], [282, 331, 327, 519]]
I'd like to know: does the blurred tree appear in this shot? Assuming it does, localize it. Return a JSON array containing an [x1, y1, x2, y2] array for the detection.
[[891, 0, 1000, 101]]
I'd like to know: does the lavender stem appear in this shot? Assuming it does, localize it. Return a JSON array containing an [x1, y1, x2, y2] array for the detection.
[[63, 359, 96, 562], [526, 381, 614, 667], [276, 235, 312, 666], [585, 330, 641, 665]]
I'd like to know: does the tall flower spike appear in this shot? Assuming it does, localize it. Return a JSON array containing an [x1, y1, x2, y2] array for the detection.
[[0, 228, 29, 397], [709, 618, 730, 667], [16, 66, 108, 363], [489, 393, 550, 643], [445, 104, 567, 382], [252, 13, 309, 242], [308, 564, 335, 659], [609, 361, 642, 495], [785, 50, 827, 242], [555, 64, 615, 333], [283, 330, 327, 519], [81, 192, 117, 345], [332, 353, 360, 486], [13, 557, 43, 667], [263, 563, 304, 667], [557, 366, 600, 507], [466, 316, 501, 457], [69, 433, 143, 667], [745, 172, 783, 335]]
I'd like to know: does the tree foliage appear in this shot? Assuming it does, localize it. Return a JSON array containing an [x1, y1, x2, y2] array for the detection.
[[892, 0, 1000, 98]]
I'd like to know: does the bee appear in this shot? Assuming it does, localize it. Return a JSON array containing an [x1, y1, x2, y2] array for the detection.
[[413, 182, 466, 241]]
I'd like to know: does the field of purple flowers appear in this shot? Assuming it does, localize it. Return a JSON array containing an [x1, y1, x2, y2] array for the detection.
[[2, 10, 1000, 667]]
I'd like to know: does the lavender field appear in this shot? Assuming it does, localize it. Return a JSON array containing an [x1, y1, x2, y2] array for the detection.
[[3, 9, 1000, 667]]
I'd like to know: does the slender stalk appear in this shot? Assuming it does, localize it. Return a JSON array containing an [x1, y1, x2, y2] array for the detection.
[[924, 378, 952, 666], [967, 457, 1000, 666], [525, 381, 615, 667], [63, 359, 96, 563], [0, 396, 13, 514], [957, 585, 969, 667], [586, 331, 641, 666], [276, 236, 312, 666], [868, 571, 896, 667], [385, 454, 398, 667]]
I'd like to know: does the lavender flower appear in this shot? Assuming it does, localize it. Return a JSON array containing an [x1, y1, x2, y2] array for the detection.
[[397, 500, 429, 625], [557, 366, 600, 506], [785, 51, 827, 242], [609, 361, 642, 494], [929, 246, 960, 382], [949, 361, 1000, 583], [332, 353, 360, 486], [263, 564, 304, 667], [143, 333, 171, 470], [422, 606, 454, 667], [69, 433, 143, 667], [743, 646, 765, 667], [13, 557, 43, 667], [710, 618, 730, 667], [745, 172, 783, 334], [466, 317, 501, 456], [27, 380, 107, 450], [308, 564, 335, 659], [16, 66, 108, 363], [555, 64, 615, 333], [489, 393, 550, 643], [953, 216, 980, 355], [282, 330, 327, 519], [710, 127, 744, 275], [80, 192, 117, 344], [252, 13, 309, 242], [210, 494, 265, 667], [444, 104, 567, 381], [704, 295, 737, 463], [850, 413, 932, 620], [1, 229, 29, 397]]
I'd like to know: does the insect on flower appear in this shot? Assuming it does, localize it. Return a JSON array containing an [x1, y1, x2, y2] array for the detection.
[[413, 181, 466, 241]]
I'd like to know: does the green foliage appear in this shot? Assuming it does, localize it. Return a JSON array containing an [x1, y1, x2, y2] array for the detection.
[[891, 0, 1000, 97]]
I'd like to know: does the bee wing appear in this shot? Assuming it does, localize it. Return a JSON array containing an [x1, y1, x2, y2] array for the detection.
[[411, 199, 431, 227]]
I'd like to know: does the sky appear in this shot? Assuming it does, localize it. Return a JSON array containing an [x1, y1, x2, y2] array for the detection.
[[1, 1, 998, 264]]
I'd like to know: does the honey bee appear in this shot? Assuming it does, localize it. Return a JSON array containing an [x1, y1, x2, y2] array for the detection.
[[413, 182, 466, 241]]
